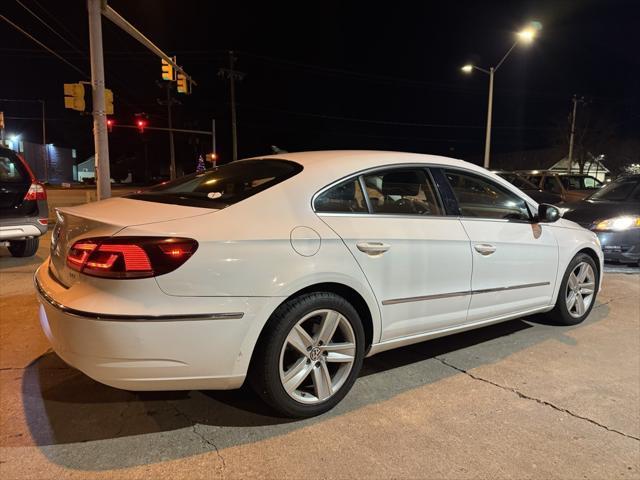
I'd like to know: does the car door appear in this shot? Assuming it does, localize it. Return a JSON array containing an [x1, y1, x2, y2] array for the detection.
[[441, 168, 558, 323], [315, 166, 472, 342]]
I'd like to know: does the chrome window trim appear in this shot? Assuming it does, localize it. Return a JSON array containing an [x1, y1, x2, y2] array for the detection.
[[381, 281, 550, 306], [311, 162, 536, 221], [34, 273, 244, 322]]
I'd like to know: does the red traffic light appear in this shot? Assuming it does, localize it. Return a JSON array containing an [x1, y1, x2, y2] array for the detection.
[[137, 119, 147, 133], [106, 118, 114, 133]]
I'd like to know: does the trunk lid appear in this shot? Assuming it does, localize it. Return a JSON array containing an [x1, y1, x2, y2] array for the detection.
[[49, 197, 215, 287]]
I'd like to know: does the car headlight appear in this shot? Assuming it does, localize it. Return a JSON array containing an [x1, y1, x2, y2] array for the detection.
[[594, 215, 640, 231]]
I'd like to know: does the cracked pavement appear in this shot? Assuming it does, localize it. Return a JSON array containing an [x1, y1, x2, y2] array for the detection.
[[1, 234, 639, 479]]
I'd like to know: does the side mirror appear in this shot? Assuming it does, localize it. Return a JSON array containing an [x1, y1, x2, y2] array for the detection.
[[536, 203, 560, 223]]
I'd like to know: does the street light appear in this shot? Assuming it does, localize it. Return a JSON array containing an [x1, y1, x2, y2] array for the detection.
[[461, 22, 541, 168]]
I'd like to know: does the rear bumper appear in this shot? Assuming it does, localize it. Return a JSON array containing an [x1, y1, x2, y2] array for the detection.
[[34, 262, 283, 391], [0, 219, 47, 240]]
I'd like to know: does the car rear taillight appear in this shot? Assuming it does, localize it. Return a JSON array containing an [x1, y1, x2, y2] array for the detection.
[[24, 182, 47, 201], [67, 237, 198, 279]]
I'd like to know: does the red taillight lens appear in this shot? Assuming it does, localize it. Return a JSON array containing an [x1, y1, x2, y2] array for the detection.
[[24, 182, 47, 201], [67, 237, 198, 279]]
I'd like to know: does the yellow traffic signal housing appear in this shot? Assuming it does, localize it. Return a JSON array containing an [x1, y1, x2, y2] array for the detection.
[[176, 73, 190, 94], [0, 111, 4, 130], [63, 83, 85, 111], [105, 89, 114, 115], [161, 57, 176, 81]]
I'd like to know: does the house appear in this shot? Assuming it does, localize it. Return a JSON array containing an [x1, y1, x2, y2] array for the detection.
[[549, 153, 610, 182], [76, 156, 95, 182]]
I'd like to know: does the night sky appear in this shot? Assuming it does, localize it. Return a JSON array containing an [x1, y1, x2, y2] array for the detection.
[[1, 0, 638, 177]]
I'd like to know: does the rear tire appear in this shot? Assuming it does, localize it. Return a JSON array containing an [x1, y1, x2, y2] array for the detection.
[[8, 237, 39, 257], [547, 253, 599, 325], [250, 292, 365, 418]]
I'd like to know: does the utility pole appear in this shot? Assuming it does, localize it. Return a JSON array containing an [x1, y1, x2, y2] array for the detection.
[[87, 0, 110, 199], [211, 118, 216, 157], [157, 82, 180, 180], [40, 99, 48, 182], [218, 51, 245, 161]]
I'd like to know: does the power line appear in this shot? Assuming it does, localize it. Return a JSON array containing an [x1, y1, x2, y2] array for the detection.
[[15, 0, 86, 56], [243, 105, 556, 131], [0, 13, 89, 79]]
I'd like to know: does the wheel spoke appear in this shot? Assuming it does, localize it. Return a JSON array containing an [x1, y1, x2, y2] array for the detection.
[[312, 362, 333, 401], [567, 291, 577, 311], [575, 293, 585, 316], [577, 263, 589, 283], [317, 310, 341, 345], [568, 273, 578, 290], [287, 324, 314, 355], [282, 358, 312, 394], [579, 281, 595, 295], [324, 342, 355, 363]]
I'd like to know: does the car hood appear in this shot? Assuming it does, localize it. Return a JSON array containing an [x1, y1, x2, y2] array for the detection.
[[562, 200, 640, 226]]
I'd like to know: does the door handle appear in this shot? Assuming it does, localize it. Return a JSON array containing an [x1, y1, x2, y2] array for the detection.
[[356, 242, 391, 256], [474, 243, 496, 256]]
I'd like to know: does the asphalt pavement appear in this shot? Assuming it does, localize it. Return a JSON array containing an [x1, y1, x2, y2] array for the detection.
[[1, 233, 639, 479]]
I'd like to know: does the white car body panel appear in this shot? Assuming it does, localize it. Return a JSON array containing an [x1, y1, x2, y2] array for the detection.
[[35, 151, 604, 391], [319, 214, 472, 341]]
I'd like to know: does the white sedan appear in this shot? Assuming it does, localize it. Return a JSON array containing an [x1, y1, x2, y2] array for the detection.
[[35, 151, 603, 417]]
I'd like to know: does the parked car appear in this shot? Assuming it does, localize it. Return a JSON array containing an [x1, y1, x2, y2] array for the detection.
[[0, 146, 48, 257], [493, 170, 563, 205], [561, 174, 640, 265], [518, 170, 603, 202], [35, 151, 602, 417]]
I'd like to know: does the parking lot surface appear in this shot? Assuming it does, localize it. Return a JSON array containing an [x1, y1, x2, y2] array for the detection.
[[1, 233, 639, 479]]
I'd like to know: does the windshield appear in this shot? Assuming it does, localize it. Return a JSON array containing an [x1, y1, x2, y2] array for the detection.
[[588, 178, 640, 202], [128, 159, 303, 209]]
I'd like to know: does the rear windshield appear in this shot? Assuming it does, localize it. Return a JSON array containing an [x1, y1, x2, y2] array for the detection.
[[0, 152, 29, 183], [560, 175, 602, 190], [128, 159, 303, 209]]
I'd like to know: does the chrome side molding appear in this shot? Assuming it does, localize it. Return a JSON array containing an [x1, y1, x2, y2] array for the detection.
[[382, 281, 550, 306], [34, 273, 244, 322]]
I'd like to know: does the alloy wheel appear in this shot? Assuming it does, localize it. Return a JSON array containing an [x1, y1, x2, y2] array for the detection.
[[565, 261, 596, 318], [279, 309, 356, 404]]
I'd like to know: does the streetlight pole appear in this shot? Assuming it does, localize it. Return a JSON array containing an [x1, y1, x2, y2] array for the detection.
[[483, 67, 494, 169], [40, 99, 48, 182], [461, 24, 540, 169]]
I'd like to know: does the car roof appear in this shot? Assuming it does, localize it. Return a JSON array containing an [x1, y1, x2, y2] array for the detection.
[[248, 150, 481, 177], [242, 150, 539, 206]]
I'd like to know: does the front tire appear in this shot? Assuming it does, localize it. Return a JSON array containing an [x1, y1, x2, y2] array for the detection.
[[8, 237, 39, 257], [548, 253, 599, 325], [250, 292, 365, 418]]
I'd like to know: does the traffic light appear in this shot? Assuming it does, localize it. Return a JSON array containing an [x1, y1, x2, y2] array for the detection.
[[176, 73, 190, 94], [106, 118, 114, 133], [63, 83, 85, 111], [136, 118, 147, 133], [105, 89, 114, 115], [161, 57, 176, 81]]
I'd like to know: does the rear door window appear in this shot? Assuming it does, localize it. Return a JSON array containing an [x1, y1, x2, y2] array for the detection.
[[363, 168, 443, 215], [0, 153, 28, 183], [128, 159, 302, 209]]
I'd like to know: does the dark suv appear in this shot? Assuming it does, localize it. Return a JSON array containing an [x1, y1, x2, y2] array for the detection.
[[0, 146, 48, 257]]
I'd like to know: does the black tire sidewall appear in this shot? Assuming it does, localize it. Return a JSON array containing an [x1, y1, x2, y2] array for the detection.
[[253, 292, 365, 418], [8, 237, 39, 257]]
